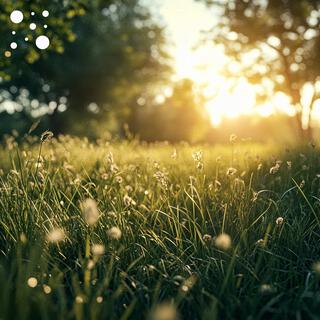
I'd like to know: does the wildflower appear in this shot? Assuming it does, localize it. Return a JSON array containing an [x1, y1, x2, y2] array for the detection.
[[171, 149, 177, 160], [196, 162, 203, 171], [123, 194, 136, 206], [43, 285, 52, 294], [96, 296, 103, 303], [148, 303, 177, 320], [259, 284, 275, 295], [269, 163, 280, 174], [214, 233, 232, 250], [255, 239, 265, 247], [192, 150, 203, 162], [202, 234, 212, 242], [230, 134, 237, 143], [47, 228, 66, 243], [91, 244, 105, 256], [40, 130, 54, 143], [101, 173, 109, 180], [81, 198, 100, 226], [115, 176, 123, 184], [75, 295, 84, 304], [107, 211, 117, 218], [125, 185, 133, 193], [275, 217, 284, 225], [27, 277, 38, 288], [106, 151, 114, 164], [87, 259, 95, 270], [180, 275, 197, 293], [287, 161, 292, 169], [226, 167, 237, 176], [107, 226, 122, 240], [154, 171, 168, 189]]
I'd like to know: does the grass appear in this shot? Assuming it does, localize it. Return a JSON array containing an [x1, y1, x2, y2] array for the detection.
[[0, 133, 320, 319]]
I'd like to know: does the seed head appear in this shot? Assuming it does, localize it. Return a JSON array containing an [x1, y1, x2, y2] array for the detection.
[[27, 277, 38, 288], [275, 217, 284, 225], [47, 228, 66, 243], [214, 233, 232, 250], [259, 284, 275, 295], [226, 168, 237, 176], [230, 134, 237, 143], [107, 226, 122, 240], [81, 198, 100, 226], [148, 303, 178, 320], [43, 285, 52, 294], [40, 130, 54, 143], [92, 244, 105, 256], [202, 234, 212, 242]]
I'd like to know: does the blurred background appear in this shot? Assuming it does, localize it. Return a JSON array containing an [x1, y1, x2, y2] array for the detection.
[[1, 0, 320, 143]]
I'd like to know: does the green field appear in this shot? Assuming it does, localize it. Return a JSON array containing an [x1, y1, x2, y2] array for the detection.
[[0, 134, 320, 320]]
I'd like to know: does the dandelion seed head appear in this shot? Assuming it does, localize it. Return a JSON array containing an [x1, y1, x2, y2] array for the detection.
[[202, 234, 212, 242], [27, 277, 38, 288], [214, 233, 232, 250], [87, 259, 95, 270], [75, 295, 84, 304], [255, 239, 265, 247], [259, 284, 275, 295], [148, 303, 177, 320], [107, 226, 122, 240], [40, 130, 53, 143], [123, 194, 136, 206], [192, 150, 203, 162], [47, 228, 66, 243], [81, 198, 100, 226], [226, 167, 237, 176], [43, 284, 52, 294], [276, 217, 284, 225], [92, 244, 105, 256], [96, 296, 103, 303]]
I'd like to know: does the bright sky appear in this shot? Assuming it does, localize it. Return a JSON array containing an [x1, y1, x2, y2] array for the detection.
[[153, 0, 320, 127]]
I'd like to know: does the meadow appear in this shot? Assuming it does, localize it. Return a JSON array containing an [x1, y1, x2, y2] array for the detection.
[[0, 132, 320, 320]]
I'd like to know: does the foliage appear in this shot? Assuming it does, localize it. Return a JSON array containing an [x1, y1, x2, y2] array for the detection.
[[0, 1, 171, 135], [200, 0, 320, 137], [130, 79, 211, 143], [1, 134, 320, 319], [0, 0, 89, 78]]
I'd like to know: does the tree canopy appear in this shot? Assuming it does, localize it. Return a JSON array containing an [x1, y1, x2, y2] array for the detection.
[[200, 0, 320, 138], [0, 0, 171, 136]]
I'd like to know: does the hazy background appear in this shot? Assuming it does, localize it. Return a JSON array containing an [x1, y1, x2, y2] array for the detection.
[[1, 0, 320, 143]]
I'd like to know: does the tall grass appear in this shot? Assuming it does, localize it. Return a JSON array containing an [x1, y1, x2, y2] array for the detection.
[[0, 134, 320, 319]]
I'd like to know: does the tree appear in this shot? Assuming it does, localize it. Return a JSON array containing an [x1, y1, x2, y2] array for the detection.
[[200, 0, 320, 139], [131, 79, 211, 143], [0, 0, 170, 136]]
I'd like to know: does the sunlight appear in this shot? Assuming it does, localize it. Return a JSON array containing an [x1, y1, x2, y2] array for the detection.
[[159, 0, 309, 125]]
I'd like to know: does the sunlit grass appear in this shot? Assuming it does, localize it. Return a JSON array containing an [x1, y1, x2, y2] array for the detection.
[[0, 134, 320, 319]]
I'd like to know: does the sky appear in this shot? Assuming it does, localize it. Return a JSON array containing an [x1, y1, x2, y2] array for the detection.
[[157, 0, 219, 79]]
